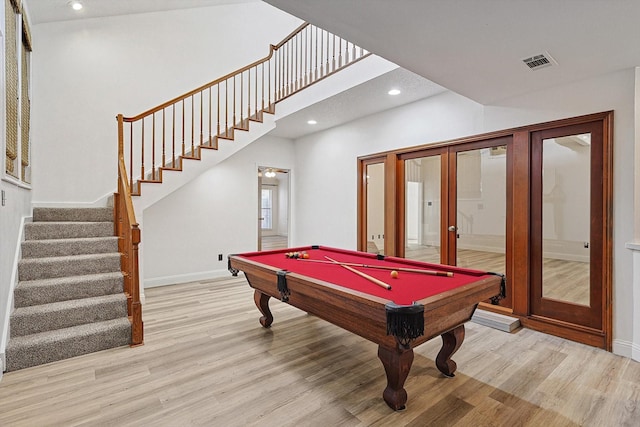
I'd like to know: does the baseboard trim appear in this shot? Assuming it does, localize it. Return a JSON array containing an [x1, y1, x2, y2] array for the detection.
[[612, 339, 640, 360], [471, 308, 520, 332], [144, 269, 232, 288]]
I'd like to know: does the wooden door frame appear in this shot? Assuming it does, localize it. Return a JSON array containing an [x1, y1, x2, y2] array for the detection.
[[523, 115, 613, 350], [357, 111, 613, 350]]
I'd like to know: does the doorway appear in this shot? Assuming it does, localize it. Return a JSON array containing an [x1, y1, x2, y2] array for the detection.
[[258, 167, 290, 251], [530, 122, 605, 331]]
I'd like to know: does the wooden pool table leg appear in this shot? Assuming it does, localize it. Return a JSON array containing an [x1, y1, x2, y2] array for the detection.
[[254, 290, 273, 328], [377, 345, 414, 411], [436, 324, 465, 377]]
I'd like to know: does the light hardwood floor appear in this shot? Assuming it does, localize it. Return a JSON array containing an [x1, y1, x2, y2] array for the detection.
[[261, 235, 289, 251], [0, 276, 638, 426]]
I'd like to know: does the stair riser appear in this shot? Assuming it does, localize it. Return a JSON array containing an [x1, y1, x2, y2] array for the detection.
[[22, 237, 118, 258], [10, 299, 128, 337], [25, 222, 114, 240], [14, 275, 124, 307], [5, 320, 131, 371], [33, 207, 113, 222], [19, 255, 121, 281]]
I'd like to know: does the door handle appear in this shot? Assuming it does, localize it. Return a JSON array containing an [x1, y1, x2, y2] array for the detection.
[[448, 226, 457, 232]]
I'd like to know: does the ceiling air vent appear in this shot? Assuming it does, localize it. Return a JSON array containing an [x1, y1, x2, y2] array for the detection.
[[522, 52, 556, 70]]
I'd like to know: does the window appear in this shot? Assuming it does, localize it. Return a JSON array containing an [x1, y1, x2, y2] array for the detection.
[[261, 188, 273, 230], [4, 0, 32, 183]]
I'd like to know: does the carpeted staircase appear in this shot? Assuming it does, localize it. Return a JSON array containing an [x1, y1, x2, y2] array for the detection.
[[5, 207, 131, 371]]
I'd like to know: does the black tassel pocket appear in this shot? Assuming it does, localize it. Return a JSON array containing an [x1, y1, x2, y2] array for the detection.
[[385, 302, 424, 348], [277, 270, 290, 302]]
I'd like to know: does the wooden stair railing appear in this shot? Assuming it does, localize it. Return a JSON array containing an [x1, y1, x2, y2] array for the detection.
[[114, 116, 143, 345], [114, 23, 371, 345], [116, 22, 370, 197]]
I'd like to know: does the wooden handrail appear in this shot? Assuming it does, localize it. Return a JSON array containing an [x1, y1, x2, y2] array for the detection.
[[123, 22, 311, 123], [115, 113, 143, 345]]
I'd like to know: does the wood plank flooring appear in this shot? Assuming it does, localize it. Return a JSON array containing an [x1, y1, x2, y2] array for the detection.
[[0, 276, 638, 426], [261, 235, 288, 251]]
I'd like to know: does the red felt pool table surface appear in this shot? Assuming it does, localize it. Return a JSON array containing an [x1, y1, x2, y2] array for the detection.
[[233, 246, 493, 306]]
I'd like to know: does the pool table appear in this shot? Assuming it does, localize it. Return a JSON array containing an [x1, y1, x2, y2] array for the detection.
[[228, 245, 504, 410]]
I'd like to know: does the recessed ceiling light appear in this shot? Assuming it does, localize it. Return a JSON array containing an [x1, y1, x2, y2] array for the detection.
[[70, 1, 83, 11], [388, 89, 401, 96], [307, 120, 317, 125]]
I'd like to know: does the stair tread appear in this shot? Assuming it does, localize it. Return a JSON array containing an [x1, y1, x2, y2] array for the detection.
[[27, 221, 113, 226], [11, 293, 127, 316], [18, 271, 123, 288], [23, 236, 118, 244], [19, 252, 120, 264], [7, 318, 130, 348], [33, 207, 113, 223], [24, 221, 115, 241], [21, 236, 119, 258]]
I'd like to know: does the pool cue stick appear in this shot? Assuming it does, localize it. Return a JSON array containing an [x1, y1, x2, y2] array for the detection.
[[324, 256, 392, 290], [298, 258, 454, 277]]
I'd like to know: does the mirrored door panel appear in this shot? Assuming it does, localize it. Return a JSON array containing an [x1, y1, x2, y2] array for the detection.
[[541, 134, 591, 306], [531, 121, 605, 330], [455, 146, 507, 275], [404, 155, 442, 263]]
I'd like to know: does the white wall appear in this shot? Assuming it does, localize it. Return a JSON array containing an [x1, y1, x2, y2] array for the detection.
[[142, 135, 294, 287], [30, 3, 301, 206], [291, 69, 636, 355], [0, 182, 31, 373]]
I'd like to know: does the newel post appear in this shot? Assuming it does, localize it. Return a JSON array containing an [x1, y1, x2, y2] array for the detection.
[[130, 225, 143, 346]]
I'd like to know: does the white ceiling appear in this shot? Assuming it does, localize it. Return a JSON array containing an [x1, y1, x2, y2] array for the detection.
[[264, 0, 640, 104], [269, 68, 446, 139], [26, 0, 258, 24]]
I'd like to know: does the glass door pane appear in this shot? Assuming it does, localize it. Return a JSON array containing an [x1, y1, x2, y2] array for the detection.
[[541, 133, 591, 306], [455, 147, 507, 275], [531, 121, 603, 331], [404, 156, 441, 263], [366, 163, 385, 254]]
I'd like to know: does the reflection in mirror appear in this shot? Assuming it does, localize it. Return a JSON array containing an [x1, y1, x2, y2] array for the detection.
[[366, 163, 385, 254], [404, 156, 441, 263], [456, 147, 506, 275], [541, 133, 591, 306]]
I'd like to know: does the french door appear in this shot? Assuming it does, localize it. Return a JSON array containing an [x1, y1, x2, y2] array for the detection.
[[530, 121, 608, 330], [449, 138, 512, 309]]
